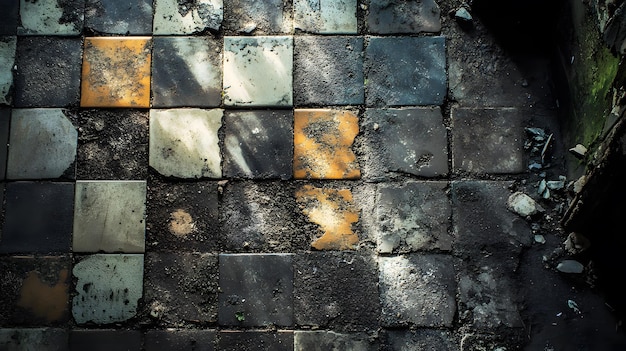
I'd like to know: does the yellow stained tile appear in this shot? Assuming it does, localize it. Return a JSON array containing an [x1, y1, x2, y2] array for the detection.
[[17, 269, 69, 322], [294, 109, 360, 179], [296, 185, 359, 250], [81, 37, 152, 108]]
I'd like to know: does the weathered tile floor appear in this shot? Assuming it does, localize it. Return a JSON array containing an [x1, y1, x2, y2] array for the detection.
[[2, 0, 625, 350]]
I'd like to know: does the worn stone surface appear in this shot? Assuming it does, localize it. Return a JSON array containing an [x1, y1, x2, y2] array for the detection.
[[0, 37, 15, 106], [81, 37, 152, 108], [85, 0, 153, 35], [365, 36, 446, 107], [149, 108, 222, 179], [379, 254, 457, 327], [14, 37, 82, 107], [146, 179, 221, 252], [295, 185, 360, 250], [223, 36, 293, 107], [293, 0, 357, 34], [220, 181, 308, 252], [69, 330, 142, 351], [0, 256, 71, 326], [153, 0, 223, 34], [367, 0, 441, 34], [451, 107, 528, 174], [0, 0, 19, 35], [218, 331, 293, 351], [145, 330, 216, 351], [18, 0, 84, 35], [0, 328, 68, 351], [222, 0, 290, 34], [360, 107, 448, 179], [382, 329, 459, 351], [294, 36, 364, 106], [1, 182, 74, 253], [73, 109, 149, 180], [294, 109, 360, 179], [7, 108, 77, 180], [151, 36, 222, 108], [72, 254, 144, 324], [294, 331, 377, 351], [144, 252, 218, 326], [375, 181, 452, 253], [218, 254, 293, 327], [73, 180, 146, 253], [223, 110, 293, 179], [294, 252, 380, 331], [0, 109, 8, 179]]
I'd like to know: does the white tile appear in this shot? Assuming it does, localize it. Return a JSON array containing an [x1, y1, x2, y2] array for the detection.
[[153, 0, 223, 34], [0, 37, 15, 105], [294, 0, 357, 34]]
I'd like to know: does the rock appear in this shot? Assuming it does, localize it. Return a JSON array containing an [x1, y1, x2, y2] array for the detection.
[[507, 192, 542, 217], [573, 175, 587, 193], [556, 260, 584, 274], [569, 144, 587, 158], [564, 232, 590, 254], [454, 7, 473, 29], [534, 234, 546, 244]]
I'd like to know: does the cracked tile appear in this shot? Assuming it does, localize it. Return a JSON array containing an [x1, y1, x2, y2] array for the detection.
[[18, 0, 84, 35], [153, 0, 223, 34], [293, 0, 357, 34]]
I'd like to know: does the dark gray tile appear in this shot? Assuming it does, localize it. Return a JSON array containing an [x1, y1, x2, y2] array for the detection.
[[381, 329, 459, 351], [0, 0, 19, 35], [1, 182, 74, 253], [145, 330, 216, 351], [223, 110, 293, 180], [218, 331, 293, 351], [0, 109, 9, 179], [295, 331, 378, 351], [218, 254, 293, 327], [0, 328, 69, 351], [84, 0, 153, 35], [69, 330, 141, 351], [367, 0, 441, 34], [223, 0, 290, 34]]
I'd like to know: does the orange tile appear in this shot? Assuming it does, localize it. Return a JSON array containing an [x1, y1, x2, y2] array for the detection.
[[81, 37, 152, 108], [17, 269, 69, 323], [296, 185, 359, 250], [294, 109, 360, 179]]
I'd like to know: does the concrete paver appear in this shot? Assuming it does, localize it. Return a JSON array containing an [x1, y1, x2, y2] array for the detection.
[[71, 254, 144, 324], [14, 37, 82, 107], [149, 108, 222, 179], [367, 0, 441, 34], [223, 110, 293, 179], [293, 0, 357, 34], [223, 36, 293, 107], [72, 180, 146, 253], [84, 0, 153, 35], [0, 37, 15, 106], [80, 37, 152, 108], [145, 330, 216, 351], [153, 0, 223, 34], [1, 182, 74, 253], [70, 330, 141, 351], [294, 36, 364, 105], [151, 36, 222, 107], [7, 108, 77, 180], [18, 0, 84, 36]]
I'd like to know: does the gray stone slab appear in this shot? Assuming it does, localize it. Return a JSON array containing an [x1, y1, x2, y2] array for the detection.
[[69, 330, 141, 351], [382, 329, 459, 351], [149, 108, 222, 179], [73, 109, 148, 180], [85, 0, 153, 35], [72, 254, 144, 324], [73, 180, 146, 253], [14, 37, 82, 107], [375, 181, 452, 253], [294, 36, 364, 106], [361, 107, 448, 179], [144, 252, 218, 326], [294, 252, 380, 332], [0, 256, 71, 325], [223, 36, 293, 107], [294, 331, 377, 351], [218, 331, 293, 351], [379, 254, 457, 327], [218, 253, 293, 327], [151, 37, 222, 108], [0, 0, 19, 35], [223, 0, 290, 34], [367, 0, 441, 34], [223, 110, 293, 179], [146, 179, 221, 252], [220, 181, 308, 252], [451, 107, 528, 174], [365, 36, 446, 107], [0, 328, 68, 351], [18, 0, 84, 35], [7, 108, 77, 180], [145, 330, 216, 351], [153, 0, 223, 34], [0, 109, 9, 179], [293, 0, 357, 34], [0, 37, 15, 105], [1, 182, 74, 253]]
